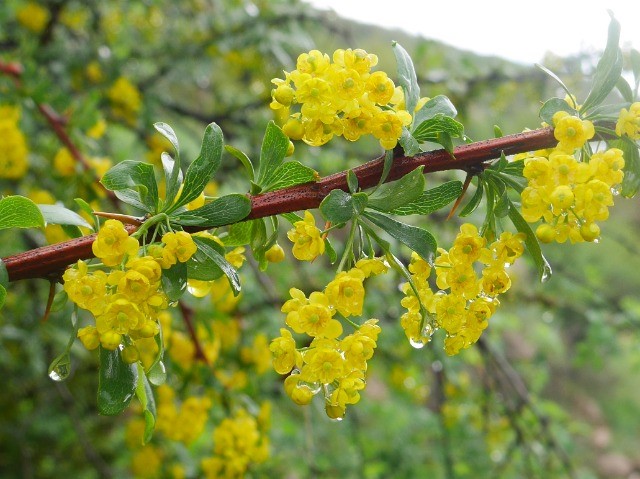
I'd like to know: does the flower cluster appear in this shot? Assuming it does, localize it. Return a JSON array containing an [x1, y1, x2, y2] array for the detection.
[[65, 219, 197, 352], [270, 257, 387, 418], [270, 48, 414, 149], [107, 77, 142, 124], [400, 224, 525, 355], [16, 2, 50, 33], [616, 102, 640, 140], [521, 141, 625, 244], [0, 105, 29, 179], [155, 384, 212, 444], [201, 407, 270, 479], [286, 210, 325, 261]]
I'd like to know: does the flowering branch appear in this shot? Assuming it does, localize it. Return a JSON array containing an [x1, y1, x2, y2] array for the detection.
[[2, 127, 565, 282]]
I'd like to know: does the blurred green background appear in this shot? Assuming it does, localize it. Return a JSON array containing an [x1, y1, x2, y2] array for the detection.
[[1, 1, 640, 478]]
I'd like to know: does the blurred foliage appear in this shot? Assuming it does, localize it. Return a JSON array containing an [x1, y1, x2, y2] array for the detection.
[[1, 1, 640, 478]]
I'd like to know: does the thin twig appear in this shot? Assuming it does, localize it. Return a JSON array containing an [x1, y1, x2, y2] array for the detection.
[[177, 301, 209, 363]]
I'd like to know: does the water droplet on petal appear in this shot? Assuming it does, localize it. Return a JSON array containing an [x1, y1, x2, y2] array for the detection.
[[409, 337, 427, 349]]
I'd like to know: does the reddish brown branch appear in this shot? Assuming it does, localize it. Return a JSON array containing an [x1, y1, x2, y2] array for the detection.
[[2, 128, 562, 282], [178, 302, 209, 363], [3, 225, 138, 282], [247, 127, 558, 219]]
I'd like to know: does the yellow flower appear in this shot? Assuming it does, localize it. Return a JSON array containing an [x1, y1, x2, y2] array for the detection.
[[107, 77, 141, 124], [92, 219, 139, 267], [552, 111, 594, 152], [615, 102, 640, 140], [269, 328, 298, 374], [63, 262, 108, 315], [0, 107, 29, 179], [325, 268, 366, 317], [366, 71, 395, 104], [53, 148, 76, 176], [287, 211, 325, 261], [370, 109, 411, 150], [293, 292, 342, 338], [481, 266, 512, 296], [17, 2, 50, 33], [96, 294, 145, 335], [77, 326, 100, 350], [301, 346, 345, 384], [355, 257, 388, 277], [265, 243, 286, 263], [449, 223, 486, 264], [162, 231, 197, 264]]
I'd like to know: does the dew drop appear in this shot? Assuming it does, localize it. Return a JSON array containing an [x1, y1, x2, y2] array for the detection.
[[48, 354, 71, 382], [540, 263, 553, 283], [409, 337, 427, 349]]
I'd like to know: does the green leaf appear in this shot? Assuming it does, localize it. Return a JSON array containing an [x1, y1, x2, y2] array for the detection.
[[320, 189, 368, 224], [502, 160, 525, 178], [368, 166, 425, 212], [225, 144, 255, 182], [256, 121, 289, 188], [39, 204, 92, 229], [363, 210, 436, 263], [173, 194, 251, 228], [616, 77, 634, 103], [347, 170, 359, 193], [161, 152, 183, 209], [459, 178, 484, 217], [74, 198, 95, 220], [262, 161, 317, 192], [0, 260, 8, 288], [399, 128, 420, 156], [135, 365, 156, 445], [170, 122, 223, 212], [535, 63, 574, 100], [154, 122, 180, 155], [494, 191, 510, 218], [539, 98, 578, 125], [507, 199, 552, 282], [379, 149, 395, 187], [0, 196, 45, 230], [494, 125, 504, 138], [390, 180, 463, 216], [98, 346, 138, 416], [412, 114, 464, 143], [187, 236, 225, 281], [613, 137, 640, 197], [630, 49, 640, 89], [413, 95, 457, 129], [101, 160, 159, 213], [0, 284, 5, 310], [161, 261, 187, 301], [224, 221, 254, 247], [324, 237, 337, 264], [392, 42, 419, 116], [582, 14, 623, 113], [193, 236, 241, 296]]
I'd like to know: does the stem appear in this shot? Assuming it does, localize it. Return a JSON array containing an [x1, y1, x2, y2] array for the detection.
[[0, 125, 616, 283], [336, 220, 358, 272]]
